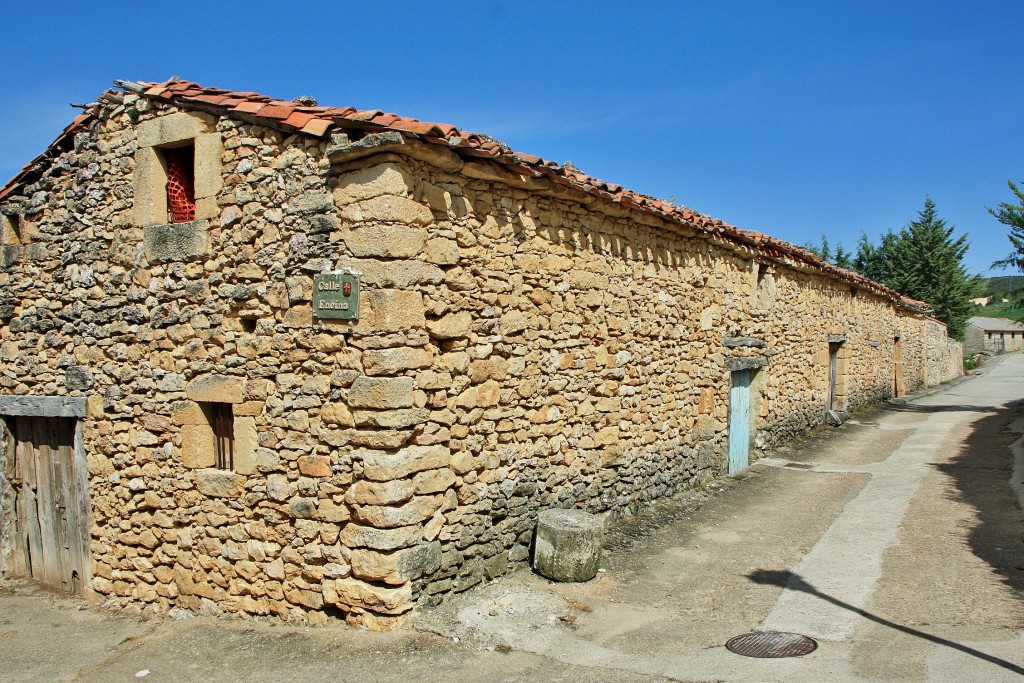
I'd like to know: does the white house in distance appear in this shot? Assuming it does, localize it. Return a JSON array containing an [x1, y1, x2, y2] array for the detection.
[[964, 316, 1024, 356]]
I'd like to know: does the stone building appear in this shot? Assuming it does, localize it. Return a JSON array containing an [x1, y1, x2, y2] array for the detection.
[[964, 316, 1024, 356], [0, 79, 962, 628]]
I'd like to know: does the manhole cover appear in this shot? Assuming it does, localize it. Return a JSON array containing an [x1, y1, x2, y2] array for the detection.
[[726, 631, 818, 658]]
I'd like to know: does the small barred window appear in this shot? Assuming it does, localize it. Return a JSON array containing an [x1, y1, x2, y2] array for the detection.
[[163, 145, 196, 223]]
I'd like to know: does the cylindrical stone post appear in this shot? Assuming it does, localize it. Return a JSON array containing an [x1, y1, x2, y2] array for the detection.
[[533, 508, 605, 582]]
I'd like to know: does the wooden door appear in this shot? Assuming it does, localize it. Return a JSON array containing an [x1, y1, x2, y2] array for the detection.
[[728, 370, 752, 474], [827, 342, 841, 411], [893, 337, 903, 397], [9, 416, 89, 593]]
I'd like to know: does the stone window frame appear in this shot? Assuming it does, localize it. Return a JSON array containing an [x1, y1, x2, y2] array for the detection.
[[175, 375, 257, 476], [134, 112, 222, 263], [134, 112, 222, 226], [0, 210, 28, 246]]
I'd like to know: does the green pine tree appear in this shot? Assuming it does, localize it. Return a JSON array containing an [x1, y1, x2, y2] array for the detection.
[[833, 243, 853, 270], [989, 179, 1024, 310], [883, 197, 981, 339], [853, 231, 897, 282]]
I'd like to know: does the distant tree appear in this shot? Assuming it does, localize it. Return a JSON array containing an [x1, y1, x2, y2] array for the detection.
[[852, 231, 898, 282], [804, 232, 858, 269], [804, 233, 832, 261], [882, 197, 981, 339], [989, 179, 1024, 309], [833, 243, 853, 270]]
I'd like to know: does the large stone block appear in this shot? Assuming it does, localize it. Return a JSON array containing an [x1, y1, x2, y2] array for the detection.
[[144, 220, 209, 263], [233, 416, 258, 475], [353, 290, 426, 334], [347, 479, 415, 506], [186, 374, 244, 404], [333, 162, 414, 204], [194, 469, 245, 498], [347, 376, 415, 409], [326, 577, 413, 615], [346, 225, 427, 258], [362, 347, 434, 376], [426, 311, 473, 339], [288, 191, 334, 215], [193, 133, 223, 201], [360, 445, 450, 481], [339, 523, 423, 551], [412, 467, 456, 494], [533, 509, 604, 582], [137, 112, 215, 147], [354, 495, 440, 528], [335, 257, 444, 288], [350, 542, 441, 585], [180, 424, 215, 469], [352, 408, 429, 429], [339, 195, 433, 226]]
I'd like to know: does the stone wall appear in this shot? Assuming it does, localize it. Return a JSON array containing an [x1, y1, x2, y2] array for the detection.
[[925, 318, 964, 385], [0, 94, 961, 628]]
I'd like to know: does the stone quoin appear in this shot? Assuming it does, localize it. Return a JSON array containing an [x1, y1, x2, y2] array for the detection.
[[0, 79, 962, 629]]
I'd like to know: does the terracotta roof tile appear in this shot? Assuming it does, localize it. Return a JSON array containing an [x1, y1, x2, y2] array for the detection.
[[300, 118, 333, 136], [283, 111, 317, 129], [231, 101, 266, 114]]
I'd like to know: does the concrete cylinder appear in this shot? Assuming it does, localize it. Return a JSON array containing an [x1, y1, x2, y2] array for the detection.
[[533, 508, 604, 582]]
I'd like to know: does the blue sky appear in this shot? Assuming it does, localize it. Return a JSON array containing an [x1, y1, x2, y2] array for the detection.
[[2, 1, 1022, 276]]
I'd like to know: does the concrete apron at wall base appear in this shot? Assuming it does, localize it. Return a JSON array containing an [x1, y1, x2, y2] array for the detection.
[[760, 410, 956, 640]]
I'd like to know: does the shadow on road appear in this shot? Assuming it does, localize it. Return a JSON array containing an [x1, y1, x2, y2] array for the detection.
[[745, 569, 1024, 676], [883, 402, 998, 414], [933, 398, 1024, 596]]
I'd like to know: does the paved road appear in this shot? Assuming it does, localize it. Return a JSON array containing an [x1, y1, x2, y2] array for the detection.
[[1, 354, 1022, 682]]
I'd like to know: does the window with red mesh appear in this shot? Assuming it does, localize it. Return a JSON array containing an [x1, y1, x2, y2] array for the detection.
[[164, 146, 196, 223]]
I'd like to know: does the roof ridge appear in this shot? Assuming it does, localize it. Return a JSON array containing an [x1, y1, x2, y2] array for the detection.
[[0, 77, 934, 314]]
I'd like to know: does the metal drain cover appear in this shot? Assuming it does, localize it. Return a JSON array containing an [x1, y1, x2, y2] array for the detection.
[[726, 631, 818, 658]]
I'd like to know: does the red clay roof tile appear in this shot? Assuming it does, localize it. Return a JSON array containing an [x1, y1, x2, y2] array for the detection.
[[257, 104, 295, 119], [231, 101, 266, 114], [283, 111, 317, 129], [300, 118, 333, 136]]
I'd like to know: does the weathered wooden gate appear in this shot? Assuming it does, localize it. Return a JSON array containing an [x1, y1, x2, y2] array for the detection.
[[6, 416, 90, 592]]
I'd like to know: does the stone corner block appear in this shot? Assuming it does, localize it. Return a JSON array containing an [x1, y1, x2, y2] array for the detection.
[[359, 444, 450, 482], [326, 577, 413, 616], [350, 541, 441, 586], [333, 162, 414, 206], [346, 225, 427, 258], [353, 290, 425, 334]]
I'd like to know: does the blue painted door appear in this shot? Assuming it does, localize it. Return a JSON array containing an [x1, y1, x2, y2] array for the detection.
[[728, 370, 752, 473]]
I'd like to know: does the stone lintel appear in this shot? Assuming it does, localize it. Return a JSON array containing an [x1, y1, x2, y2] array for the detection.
[[0, 395, 87, 418], [722, 336, 768, 348], [828, 335, 848, 344], [726, 356, 769, 372]]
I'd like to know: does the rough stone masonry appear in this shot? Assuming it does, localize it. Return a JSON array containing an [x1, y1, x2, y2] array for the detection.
[[0, 79, 962, 629]]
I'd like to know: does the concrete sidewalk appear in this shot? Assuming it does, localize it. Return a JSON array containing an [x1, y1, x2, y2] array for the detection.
[[2, 355, 1023, 682]]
